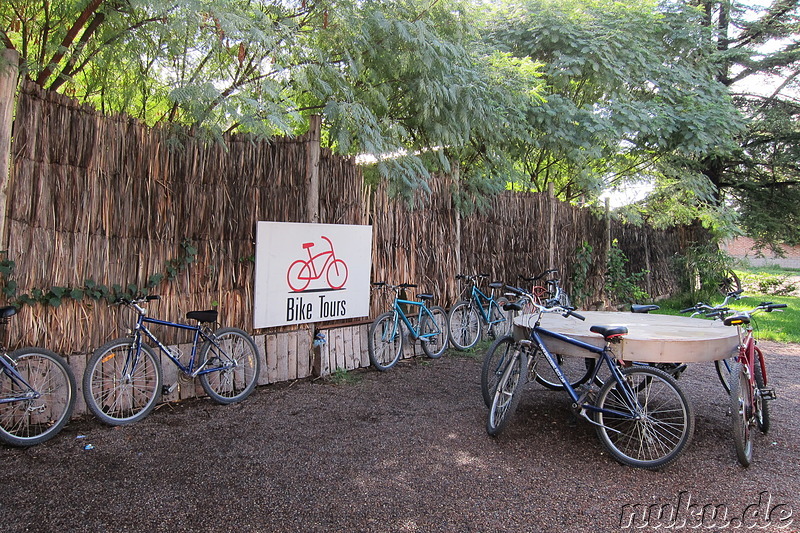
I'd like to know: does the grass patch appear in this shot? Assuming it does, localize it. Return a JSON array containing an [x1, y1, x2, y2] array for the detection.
[[655, 294, 799, 344], [327, 367, 363, 385], [734, 267, 798, 296], [447, 338, 494, 359]]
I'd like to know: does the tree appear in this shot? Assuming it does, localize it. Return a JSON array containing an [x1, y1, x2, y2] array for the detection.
[[481, 0, 743, 209], [2, 0, 539, 196], [693, 0, 800, 246]]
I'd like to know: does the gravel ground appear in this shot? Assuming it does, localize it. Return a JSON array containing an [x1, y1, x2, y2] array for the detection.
[[1, 341, 799, 533]]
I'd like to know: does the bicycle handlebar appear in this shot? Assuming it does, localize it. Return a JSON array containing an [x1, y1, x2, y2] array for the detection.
[[521, 269, 558, 282], [114, 295, 160, 305], [564, 308, 585, 321]]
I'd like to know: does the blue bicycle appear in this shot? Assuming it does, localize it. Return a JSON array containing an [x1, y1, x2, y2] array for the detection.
[[448, 274, 513, 350], [486, 299, 694, 470], [0, 306, 76, 446], [83, 296, 261, 425], [368, 283, 448, 371]]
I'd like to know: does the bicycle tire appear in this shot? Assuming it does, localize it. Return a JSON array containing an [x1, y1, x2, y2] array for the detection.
[[286, 259, 311, 292], [754, 348, 769, 434], [730, 362, 753, 466], [531, 351, 596, 391], [420, 305, 448, 359], [714, 356, 735, 394], [83, 338, 162, 426], [326, 259, 349, 290], [447, 301, 481, 350], [594, 366, 694, 470], [198, 328, 261, 404], [486, 349, 528, 436], [368, 311, 404, 371], [0, 348, 76, 446], [481, 335, 525, 408]]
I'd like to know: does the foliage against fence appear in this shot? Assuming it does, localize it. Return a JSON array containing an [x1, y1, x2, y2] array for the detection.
[[3, 80, 703, 357]]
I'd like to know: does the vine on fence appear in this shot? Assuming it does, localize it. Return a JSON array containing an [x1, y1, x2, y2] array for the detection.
[[570, 241, 594, 307], [0, 240, 198, 308], [604, 239, 649, 304]]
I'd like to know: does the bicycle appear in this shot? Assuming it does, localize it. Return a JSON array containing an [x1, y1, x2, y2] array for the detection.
[[0, 306, 76, 446], [486, 299, 694, 470], [680, 289, 744, 393], [83, 296, 261, 425], [722, 302, 785, 466], [447, 274, 513, 350], [368, 283, 448, 371], [520, 269, 572, 308], [286, 235, 348, 292], [481, 285, 597, 405]]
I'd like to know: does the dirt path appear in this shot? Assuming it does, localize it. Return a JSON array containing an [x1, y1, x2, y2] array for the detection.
[[1, 342, 799, 532]]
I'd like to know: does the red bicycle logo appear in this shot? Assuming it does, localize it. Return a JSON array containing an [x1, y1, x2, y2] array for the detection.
[[286, 236, 349, 292]]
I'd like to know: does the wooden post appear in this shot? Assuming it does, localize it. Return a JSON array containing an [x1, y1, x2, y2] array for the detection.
[[305, 114, 324, 376], [603, 198, 611, 305], [0, 49, 19, 250], [548, 182, 556, 269], [305, 114, 321, 224], [453, 163, 462, 279]]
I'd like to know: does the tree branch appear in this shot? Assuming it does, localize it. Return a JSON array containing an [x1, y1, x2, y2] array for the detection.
[[35, 0, 106, 86]]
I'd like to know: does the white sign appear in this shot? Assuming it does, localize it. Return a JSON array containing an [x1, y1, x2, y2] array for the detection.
[[253, 222, 373, 328]]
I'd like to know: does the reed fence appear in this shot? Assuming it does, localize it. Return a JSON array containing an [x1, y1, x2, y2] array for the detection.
[[1, 80, 706, 413]]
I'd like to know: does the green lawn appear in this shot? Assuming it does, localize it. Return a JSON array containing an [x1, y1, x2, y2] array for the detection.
[[656, 295, 798, 343]]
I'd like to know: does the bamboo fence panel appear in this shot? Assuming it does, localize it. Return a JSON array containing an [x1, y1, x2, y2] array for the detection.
[[5, 80, 706, 367]]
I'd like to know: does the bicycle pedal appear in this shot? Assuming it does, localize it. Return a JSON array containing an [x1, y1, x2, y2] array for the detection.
[[162, 383, 178, 395], [572, 387, 595, 410], [759, 388, 777, 401]]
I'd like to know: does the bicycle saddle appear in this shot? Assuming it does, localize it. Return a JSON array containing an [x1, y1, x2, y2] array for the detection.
[[724, 313, 750, 326], [631, 304, 659, 313], [186, 310, 218, 323], [417, 293, 433, 301], [590, 325, 628, 341], [488, 282, 503, 289], [0, 306, 17, 319], [503, 302, 523, 312]]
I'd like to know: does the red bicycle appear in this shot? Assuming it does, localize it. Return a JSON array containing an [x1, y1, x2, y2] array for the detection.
[[723, 302, 786, 466], [286, 236, 349, 292]]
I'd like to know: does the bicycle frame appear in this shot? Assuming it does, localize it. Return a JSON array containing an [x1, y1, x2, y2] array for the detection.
[[392, 297, 441, 341], [469, 285, 504, 326], [529, 326, 639, 419], [128, 312, 233, 378], [0, 354, 38, 404], [296, 236, 338, 280]]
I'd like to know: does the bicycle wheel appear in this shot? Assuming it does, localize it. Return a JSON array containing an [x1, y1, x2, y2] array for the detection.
[[730, 362, 753, 466], [558, 291, 572, 308], [198, 328, 261, 404], [420, 305, 448, 359], [487, 297, 514, 340], [754, 348, 769, 434], [487, 350, 528, 436], [448, 301, 481, 350], [531, 349, 596, 391], [326, 259, 349, 290], [482, 335, 529, 408], [0, 348, 76, 446], [594, 366, 694, 469], [286, 259, 311, 292], [83, 338, 162, 426], [714, 356, 736, 394], [718, 269, 741, 296], [368, 311, 404, 371]]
